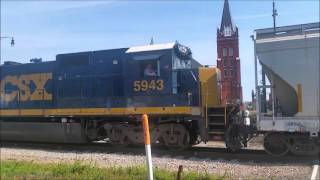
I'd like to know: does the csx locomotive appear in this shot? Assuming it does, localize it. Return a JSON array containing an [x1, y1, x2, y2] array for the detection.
[[0, 42, 242, 150]]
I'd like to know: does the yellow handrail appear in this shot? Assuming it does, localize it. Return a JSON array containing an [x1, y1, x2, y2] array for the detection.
[[224, 103, 227, 127], [205, 82, 209, 128]]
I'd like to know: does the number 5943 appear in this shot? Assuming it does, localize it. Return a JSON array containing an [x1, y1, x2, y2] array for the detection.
[[133, 80, 164, 92]]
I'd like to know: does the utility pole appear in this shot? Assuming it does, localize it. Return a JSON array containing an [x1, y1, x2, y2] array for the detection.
[[150, 37, 154, 45], [261, 69, 267, 113], [272, 0, 278, 34], [261, 0, 278, 113]]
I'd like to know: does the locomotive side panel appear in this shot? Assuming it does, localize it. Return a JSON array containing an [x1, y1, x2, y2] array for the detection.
[[1, 44, 199, 117], [55, 49, 127, 109], [0, 61, 56, 111]]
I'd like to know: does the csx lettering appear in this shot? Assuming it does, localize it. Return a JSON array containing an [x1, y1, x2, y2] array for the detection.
[[0, 73, 52, 102], [133, 80, 164, 92]]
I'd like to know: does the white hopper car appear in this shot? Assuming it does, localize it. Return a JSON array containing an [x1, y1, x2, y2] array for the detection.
[[252, 22, 320, 156]]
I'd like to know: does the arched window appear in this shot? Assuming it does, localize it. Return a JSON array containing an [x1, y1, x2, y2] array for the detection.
[[224, 69, 228, 77], [223, 59, 227, 67], [229, 48, 234, 57], [223, 48, 227, 57]]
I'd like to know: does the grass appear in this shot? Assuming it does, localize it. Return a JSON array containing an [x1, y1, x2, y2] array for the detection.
[[0, 160, 226, 180]]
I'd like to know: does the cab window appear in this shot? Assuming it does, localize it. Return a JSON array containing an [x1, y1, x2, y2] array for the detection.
[[139, 60, 160, 77]]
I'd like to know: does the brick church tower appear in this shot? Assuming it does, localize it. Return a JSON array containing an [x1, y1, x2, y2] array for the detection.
[[217, 0, 242, 105]]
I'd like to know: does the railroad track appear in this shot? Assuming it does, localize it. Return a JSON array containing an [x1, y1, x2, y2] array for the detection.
[[1, 141, 316, 164]]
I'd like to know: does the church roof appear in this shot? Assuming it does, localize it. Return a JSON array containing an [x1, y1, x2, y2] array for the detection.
[[219, 0, 236, 34]]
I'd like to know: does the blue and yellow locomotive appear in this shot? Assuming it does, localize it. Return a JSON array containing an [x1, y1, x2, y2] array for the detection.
[[0, 42, 241, 150]]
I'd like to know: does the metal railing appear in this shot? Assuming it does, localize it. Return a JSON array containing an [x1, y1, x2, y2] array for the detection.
[[256, 22, 320, 39]]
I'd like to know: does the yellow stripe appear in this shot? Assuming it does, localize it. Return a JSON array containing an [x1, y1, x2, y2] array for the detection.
[[0, 107, 193, 117], [297, 84, 303, 112]]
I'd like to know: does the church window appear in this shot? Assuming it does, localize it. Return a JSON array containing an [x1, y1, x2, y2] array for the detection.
[[223, 48, 227, 57], [223, 59, 227, 66], [230, 69, 234, 77], [223, 26, 232, 37], [229, 48, 234, 57], [224, 69, 228, 77]]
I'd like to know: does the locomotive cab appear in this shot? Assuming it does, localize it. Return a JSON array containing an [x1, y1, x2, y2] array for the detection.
[[124, 42, 200, 108]]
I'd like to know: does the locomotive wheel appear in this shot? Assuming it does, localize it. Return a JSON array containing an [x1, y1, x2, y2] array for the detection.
[[109, 136, 130, 147], [189, 128, 201, 145], [287, 137, 320, 156], [263, 133, 289, 156], [161, 124, 190, 151], [108, 127, 130, 147]]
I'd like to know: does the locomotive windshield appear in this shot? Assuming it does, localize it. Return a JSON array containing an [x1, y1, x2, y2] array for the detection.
[[172, 55, 191, 69]]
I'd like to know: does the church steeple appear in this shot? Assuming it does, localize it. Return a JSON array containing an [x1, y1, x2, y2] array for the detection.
[[219, 0, 236, 36], [216, 0, 242, 105]]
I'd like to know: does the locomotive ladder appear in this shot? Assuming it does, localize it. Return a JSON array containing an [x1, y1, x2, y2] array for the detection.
[[201, 81, 227, 141], [206, 106, 227, 137]]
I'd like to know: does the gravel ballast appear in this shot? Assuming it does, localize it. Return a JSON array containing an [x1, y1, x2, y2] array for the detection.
[[0, 147, 313, 179]]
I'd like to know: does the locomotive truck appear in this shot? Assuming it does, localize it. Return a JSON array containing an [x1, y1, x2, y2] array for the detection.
[[0, 42, 243, 151]]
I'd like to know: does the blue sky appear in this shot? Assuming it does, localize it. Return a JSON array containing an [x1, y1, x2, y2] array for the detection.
[[1, 0, 319, 101]]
